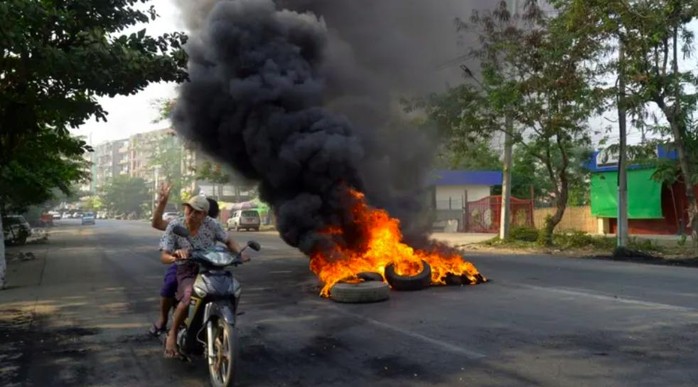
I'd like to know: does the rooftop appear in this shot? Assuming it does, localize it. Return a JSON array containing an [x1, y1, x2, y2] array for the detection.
[[430, 170, 502, 186]]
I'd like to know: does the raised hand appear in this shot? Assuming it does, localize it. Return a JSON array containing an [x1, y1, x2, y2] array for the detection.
[[158, 182, 172, 203]]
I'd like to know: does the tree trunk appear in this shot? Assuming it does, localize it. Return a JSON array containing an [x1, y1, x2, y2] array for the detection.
[[0, 215, 6, 289], [499, 115, 514, 240], [539, 137, 570, 246], [540, 181, 569, 246], [669, 27, 698, 242], [668, 119, 698, 239]]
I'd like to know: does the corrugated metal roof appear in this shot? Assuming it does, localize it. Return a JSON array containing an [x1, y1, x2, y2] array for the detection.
[[431, 170, 502, 186]]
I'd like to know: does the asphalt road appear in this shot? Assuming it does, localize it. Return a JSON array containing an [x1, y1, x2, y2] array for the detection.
[[2, 219, 698, 387]]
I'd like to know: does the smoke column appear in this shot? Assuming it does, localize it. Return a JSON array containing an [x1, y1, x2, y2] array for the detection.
[[173, 0, 482, 253]]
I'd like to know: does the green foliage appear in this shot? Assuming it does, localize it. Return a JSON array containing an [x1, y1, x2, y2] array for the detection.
[[152, 98, 177, 123], [142, 132, 193, 201], [0, 0, 187, 211], [81, 196, 103, 211], [552, 230, 599, 249], [99, 175, 150, 217], [419, 1, 599, 242], [197, 161, 232, 185], [434, 140, 502, 171], [508, 226, 539, 242], [0, 128, 90, 213], [558, 0, 698, 230]]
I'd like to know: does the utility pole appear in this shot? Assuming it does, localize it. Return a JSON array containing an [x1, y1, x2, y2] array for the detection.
[[617, 41, 629, 248], [500, 114, 513, 240], [459, 62, 513, 239]]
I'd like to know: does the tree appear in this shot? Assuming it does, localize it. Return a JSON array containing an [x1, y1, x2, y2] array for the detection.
[[420, 1, 601, 244], [196, 161, 232, 200], [144, 131, 195, 202], [0, 0, 187, 287], [100, 175, 150, 217], [0, 127, 90, 214], [81, 195, 104, 212], [558, 0, 698, 237]]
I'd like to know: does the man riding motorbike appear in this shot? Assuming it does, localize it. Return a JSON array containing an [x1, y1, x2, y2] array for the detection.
[[159, 195, 244, 358], [149, 183, 223, 336]]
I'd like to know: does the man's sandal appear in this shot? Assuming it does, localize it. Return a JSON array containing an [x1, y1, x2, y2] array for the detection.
[[148, 323, 166, 337]]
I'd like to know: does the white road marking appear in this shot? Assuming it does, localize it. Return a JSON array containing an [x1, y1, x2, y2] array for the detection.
[[520, 284, 696, 312], [321, 302, 486, 360]]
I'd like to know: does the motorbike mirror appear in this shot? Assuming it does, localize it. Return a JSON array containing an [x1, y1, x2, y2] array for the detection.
[[246, 240, 261, 251], [173, 225, 190, 238]]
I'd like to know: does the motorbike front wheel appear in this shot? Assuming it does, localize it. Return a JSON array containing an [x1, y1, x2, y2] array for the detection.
[[209, 319, 238, 387]]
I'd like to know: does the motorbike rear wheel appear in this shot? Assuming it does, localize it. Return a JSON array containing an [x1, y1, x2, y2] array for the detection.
[[209, 319, 238, 387]]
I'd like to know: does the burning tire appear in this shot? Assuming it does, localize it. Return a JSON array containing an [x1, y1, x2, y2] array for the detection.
[[357, 272, 383, 282], [329, 281, 390, 303], [384, 260, 431, 291]]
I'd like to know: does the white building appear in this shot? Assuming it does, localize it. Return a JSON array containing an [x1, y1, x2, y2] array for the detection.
[[431, 170, 502, 210]]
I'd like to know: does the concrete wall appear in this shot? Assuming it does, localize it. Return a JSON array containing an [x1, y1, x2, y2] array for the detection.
[[435, 185, 490, 210], [533, 206, 599, 234]]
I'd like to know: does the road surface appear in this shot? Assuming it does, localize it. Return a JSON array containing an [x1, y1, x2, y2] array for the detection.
[[1, 219, 697, 386]]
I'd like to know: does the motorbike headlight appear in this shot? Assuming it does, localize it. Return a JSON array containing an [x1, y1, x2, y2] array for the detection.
[[204, 250, 234, 266]]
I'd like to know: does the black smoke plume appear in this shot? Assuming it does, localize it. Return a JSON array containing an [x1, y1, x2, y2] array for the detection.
[[173, 0, 480, 254]]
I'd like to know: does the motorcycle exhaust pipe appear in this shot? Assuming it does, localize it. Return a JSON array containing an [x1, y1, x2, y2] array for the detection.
[[203, 303, 215, 366], [207, 320, 215, 366]]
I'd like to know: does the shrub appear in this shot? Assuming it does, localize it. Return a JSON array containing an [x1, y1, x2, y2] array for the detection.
[[553, 230, 594, 249], [509, 226, 539, 242]]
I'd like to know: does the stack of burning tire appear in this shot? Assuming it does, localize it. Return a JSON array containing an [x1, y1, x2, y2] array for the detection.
[[329, 261, 487, 303]]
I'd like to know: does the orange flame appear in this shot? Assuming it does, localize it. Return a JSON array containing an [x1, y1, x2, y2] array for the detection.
[[310, 189, 486, 297]]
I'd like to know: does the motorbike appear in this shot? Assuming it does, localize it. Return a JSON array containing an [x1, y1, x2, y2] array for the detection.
[[171, 224, 261, 387]]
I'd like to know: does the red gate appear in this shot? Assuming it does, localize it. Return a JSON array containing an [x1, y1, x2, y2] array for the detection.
[[463, 195, 534, 233]]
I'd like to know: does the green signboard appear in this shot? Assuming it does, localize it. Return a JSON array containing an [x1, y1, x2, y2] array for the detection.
[[590, 169, 663, 219]]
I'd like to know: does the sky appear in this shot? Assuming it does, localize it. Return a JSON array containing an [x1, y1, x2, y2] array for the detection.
[[70, 2, 185, 146]]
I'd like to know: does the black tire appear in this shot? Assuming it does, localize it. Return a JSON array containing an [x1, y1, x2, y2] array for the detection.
[[338, 272, 383, 283], [384, 260, 432, 291], [330, 281, 390, 303], [209, 320, 238, 387], [357, 272, 383, 282]]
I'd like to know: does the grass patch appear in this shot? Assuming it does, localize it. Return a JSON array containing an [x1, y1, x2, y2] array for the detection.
[[480, 229, 665, 254]]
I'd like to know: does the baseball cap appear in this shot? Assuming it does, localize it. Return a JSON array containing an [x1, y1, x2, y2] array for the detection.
[[183, 196, 210, 213]]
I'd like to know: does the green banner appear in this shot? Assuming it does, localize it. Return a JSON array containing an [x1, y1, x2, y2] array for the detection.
[[590, 169, 663, 219]]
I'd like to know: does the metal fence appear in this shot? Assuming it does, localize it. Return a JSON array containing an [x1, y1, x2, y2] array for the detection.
[[463, 195, 534, 233]]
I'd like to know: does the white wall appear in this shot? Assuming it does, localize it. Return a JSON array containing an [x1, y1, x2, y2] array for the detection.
[[435, 185, 491, 210]]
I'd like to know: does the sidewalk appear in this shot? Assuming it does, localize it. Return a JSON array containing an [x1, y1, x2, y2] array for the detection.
[[430, 232, 495, 247], [429, 232, 687, 249], [1, 244, 48, 302], [0, 244, 48, 386]]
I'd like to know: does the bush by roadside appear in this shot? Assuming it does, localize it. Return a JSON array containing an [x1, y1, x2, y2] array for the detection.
[[476, 228, 698, 267]]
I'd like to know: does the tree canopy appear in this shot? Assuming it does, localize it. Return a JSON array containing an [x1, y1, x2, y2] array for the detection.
[[0, 0, 188, 211], [418, 1, 599, 243], [100, 175, 150, 217]]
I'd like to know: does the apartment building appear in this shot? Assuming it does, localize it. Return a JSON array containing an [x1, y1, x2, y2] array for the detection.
[[88, 139, 129, 192], [86, 128, 246, 200]]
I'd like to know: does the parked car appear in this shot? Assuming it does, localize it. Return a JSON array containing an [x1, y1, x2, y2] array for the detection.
[[39, 213, 54, 227], [162, 212, 180, 222], [226, 209, 261, 231], [49, 211, 61, 220], [81, 212, 96, 225], [2, 215, 32, 245]]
